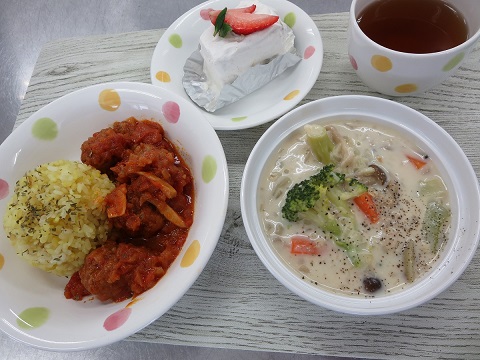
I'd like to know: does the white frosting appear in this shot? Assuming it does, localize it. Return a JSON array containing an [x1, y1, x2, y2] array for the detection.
[[199, 1, 295, 94]]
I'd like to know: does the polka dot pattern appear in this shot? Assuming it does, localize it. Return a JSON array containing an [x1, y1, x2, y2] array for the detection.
[[17, 307, 50, 329], [395, 84, 418, 94], [354, 38, 466, 96], [1, 83, 227, 346], [32, 117, 58, 140], [0, 179, 9, 200], [284, 90, 300, 100], [371, 55, 392, 72], [104, 308, 132, 331], [181, 240, 201, 268], [443, 52, 465, 72], [162, 101, 180, 123], [156, 71, 171, 82], [169, 34, 183, 49], [284, 12, 296, 28], [149, 0, 324, 130], [98, 89, 121, 111], [304, 46, 315, 60], [349, 55, 358, 71], [232, 116, 247, 122], [202, 155, 217, 183]]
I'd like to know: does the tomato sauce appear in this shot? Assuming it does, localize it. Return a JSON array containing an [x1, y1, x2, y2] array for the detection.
[[65, 117, 194, 302]]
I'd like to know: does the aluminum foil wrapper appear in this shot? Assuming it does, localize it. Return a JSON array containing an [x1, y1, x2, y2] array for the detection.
[[183, 47, 301, 112]]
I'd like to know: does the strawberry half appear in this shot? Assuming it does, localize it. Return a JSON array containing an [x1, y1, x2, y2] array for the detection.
[[209, 5, 279, 36], [224, 12, 279, 35], [209, 5, 256, 25]]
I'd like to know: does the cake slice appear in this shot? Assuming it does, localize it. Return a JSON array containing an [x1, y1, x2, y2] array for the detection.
[[199, 1, 296, 94]]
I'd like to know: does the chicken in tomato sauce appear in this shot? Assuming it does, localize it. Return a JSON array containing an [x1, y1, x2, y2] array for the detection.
[[65, 117, 194, 302]]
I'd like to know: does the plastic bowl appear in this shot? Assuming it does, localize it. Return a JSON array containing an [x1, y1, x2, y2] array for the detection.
[[240, 95, 480, 315]]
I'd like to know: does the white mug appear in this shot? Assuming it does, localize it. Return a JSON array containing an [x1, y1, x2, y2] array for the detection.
[[348, 0, 480, 96]]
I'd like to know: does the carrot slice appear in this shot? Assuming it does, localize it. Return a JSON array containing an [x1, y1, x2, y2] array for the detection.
[[406, 155, 427, 169], [290, 236, 319, 255], [354, 192, 379, 224]]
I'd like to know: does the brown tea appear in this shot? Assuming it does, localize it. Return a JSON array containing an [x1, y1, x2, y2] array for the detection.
[[357, 0, 469, 53]]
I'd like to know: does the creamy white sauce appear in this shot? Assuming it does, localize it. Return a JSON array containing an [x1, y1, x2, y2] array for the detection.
[[258, 119, 450, 297]]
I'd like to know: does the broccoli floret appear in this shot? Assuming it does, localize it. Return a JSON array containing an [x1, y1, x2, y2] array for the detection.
[[281, 165, 344, 236], [327, 177, 369, 215], [281, 164, 369, 267], [281, 177, 322, 222], [282, 164, 334, 220], [304, 124, 335, 165], [346, 178, 369, 198], [310, 164, 344, 187], [282, 164, 366, 222]]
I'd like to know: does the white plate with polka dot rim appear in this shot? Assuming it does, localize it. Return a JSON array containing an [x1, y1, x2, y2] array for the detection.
[[150, 0, 323, 130], [0, 82, 229, 351]]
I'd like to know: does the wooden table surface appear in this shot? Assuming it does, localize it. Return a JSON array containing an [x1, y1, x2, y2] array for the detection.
[[15, 12, 480, 360]]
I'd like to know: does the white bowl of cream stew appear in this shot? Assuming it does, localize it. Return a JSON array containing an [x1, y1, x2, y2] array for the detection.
[[240, 95, 480, 315]]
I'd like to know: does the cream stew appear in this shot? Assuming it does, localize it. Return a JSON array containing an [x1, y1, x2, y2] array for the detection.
[[258, 119, 451, 297]]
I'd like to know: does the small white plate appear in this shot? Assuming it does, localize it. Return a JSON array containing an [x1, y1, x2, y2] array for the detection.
[[150, 0, 323, 130], [0, 82, 229, 350]]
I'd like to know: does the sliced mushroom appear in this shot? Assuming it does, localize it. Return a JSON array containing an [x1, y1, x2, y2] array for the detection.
[[325, 126, 356, 168], [356, 164, 388, 186], [369, 164, 388, 185]]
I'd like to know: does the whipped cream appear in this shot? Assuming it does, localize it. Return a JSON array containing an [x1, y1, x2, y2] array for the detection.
[[199, 1, 296, 94]]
